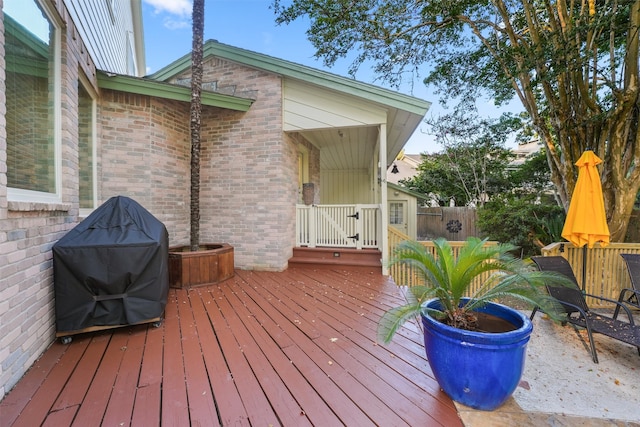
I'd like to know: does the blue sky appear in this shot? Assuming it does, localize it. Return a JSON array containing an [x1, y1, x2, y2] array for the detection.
[[140, 0, 517, 154]]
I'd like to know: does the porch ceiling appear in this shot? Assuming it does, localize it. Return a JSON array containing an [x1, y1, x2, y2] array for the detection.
[[284, 80, 425, 171], [303, 127, 378, 170]]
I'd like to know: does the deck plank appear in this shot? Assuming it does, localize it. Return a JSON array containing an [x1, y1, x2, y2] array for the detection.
[[188, 288, 250, 426], [218, 277, 345, 426], [210, 283, 314, 427], [1, 267, 463, 427], [101, 326, 147, 427], [51, 334, 108, 412], [235, 270, 412, 426], [198, 288, 281, 426], [10, 338, 90, 427], [0, 339, 69, 426], [70, 332, 129, 427], [231, 271, 378, 426], [131, 318, 164, 427], [160, 289, 190, 427], [179, 289, 220, 427]]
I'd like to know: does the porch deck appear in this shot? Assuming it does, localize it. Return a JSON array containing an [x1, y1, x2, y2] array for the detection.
[[0, 267, 462, 427]]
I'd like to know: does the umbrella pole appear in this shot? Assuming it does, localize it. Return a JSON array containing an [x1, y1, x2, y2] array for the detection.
[[582, 245, 587, 292]]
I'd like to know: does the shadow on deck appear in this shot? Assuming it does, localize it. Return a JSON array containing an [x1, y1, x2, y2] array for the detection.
[[0, 267, 462, 426]]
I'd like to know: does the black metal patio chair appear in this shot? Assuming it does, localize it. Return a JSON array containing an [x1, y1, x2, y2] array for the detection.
[[620, 254, 640, 309], [530, 256, 640, 363]]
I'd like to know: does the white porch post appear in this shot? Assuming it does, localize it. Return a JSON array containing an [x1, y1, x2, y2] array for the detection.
[[379, 124, 389, 275]]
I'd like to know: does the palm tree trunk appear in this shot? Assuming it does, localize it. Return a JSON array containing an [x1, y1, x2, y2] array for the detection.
[[190, 0, 205, 251]]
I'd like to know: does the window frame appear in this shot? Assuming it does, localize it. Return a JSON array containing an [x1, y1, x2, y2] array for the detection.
[[78, 74, 98, 217], [6, 0, 63, 204]]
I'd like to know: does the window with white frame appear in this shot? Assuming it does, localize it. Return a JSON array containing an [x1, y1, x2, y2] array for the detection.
[[389, 202, 404, 225], [5, 0, 61, 203], [78, 78, 96, 213]]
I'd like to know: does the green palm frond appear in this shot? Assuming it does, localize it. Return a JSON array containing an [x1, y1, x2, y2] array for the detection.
[[382, 237, 573, 341]]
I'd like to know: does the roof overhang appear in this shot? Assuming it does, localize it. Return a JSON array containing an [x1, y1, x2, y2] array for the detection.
[[97, 71, 254, 111], [150, 40, 429, 115], [148, 40, 429, 169]]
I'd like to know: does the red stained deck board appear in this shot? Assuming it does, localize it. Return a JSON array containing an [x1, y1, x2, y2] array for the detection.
[[51, 334, 109, 411], [296, 306, 439, 425], [70, 332, 129, 427], [228, 273, 375, 425], [160, 290, 190, 427], [137, 314, 164, 388], [101, 326, 147, 427], [281, 344, 380, 426], [237, 271, 322, 340], [0, 340, 68, 426], [221, 277, 295, 350], [208, 284, 314, 427], [217, 279, 345, 426], [178, 289, 219, 427], [188, 288, 250, 426], [41, 405, 78, 427], [249, 269, 460, 426], [288, 269, 459, 418], [198, 288, 281, 426], [317, 327, 455, 426], [10, 338, 90, 427], [130, 382, 161, 427], [1, 267, 463, 427], [234, 270, 411, 426]]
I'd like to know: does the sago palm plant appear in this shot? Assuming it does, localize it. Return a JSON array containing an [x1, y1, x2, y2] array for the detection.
[[378, 237, 569, 343]]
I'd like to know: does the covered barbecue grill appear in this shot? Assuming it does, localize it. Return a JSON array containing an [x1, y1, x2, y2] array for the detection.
[[53, 196, 169, 341]]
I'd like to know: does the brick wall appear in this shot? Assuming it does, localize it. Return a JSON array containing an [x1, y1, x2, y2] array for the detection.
[[0, 2, 96, 399], [97, 56, 304, 270], [0, 7, 315, 400], [169, 57, 299, 270], [98, 90, 191, 243]]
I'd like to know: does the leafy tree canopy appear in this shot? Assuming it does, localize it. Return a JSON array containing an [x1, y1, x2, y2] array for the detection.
[[273, 0, 640, 241], [400, 111, 516, 206]]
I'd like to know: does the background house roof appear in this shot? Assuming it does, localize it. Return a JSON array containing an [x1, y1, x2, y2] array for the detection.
[[387, 152, 422, 185]]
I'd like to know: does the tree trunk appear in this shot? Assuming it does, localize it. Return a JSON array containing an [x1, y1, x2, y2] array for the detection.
[[189, 0, 205, 251], [506, 0, 640, 242]]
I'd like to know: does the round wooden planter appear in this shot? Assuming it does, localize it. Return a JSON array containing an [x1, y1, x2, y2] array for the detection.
[[168, 243, 234, 288]]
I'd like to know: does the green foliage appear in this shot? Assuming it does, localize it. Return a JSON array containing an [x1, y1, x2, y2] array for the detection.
[[508, 150, 555, 196], [477, 196, 565, 257], [400, 112, 517, 206], [377, 238, 571, 344]]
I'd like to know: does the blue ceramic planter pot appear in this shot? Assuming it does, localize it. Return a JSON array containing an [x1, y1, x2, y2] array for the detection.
[[421, 298, 532, 411]]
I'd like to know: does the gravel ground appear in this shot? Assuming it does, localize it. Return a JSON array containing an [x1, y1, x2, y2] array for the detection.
[[512, 309, 640, 422]]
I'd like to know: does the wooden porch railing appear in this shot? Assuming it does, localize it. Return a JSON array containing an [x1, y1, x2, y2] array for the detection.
[[541, 242, 640, 307], [388, 228, 497, 296], [296, 204, 381, 249]]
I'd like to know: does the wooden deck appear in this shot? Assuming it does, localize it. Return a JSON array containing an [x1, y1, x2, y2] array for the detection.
[[0, 267, 462, 426]]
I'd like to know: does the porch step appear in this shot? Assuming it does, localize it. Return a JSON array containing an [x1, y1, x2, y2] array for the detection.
[[288, 247, 382, 269]]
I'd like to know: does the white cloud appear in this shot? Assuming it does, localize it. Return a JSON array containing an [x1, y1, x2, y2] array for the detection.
[[143, 0, 192, 16], [163, 17, 190, 30]]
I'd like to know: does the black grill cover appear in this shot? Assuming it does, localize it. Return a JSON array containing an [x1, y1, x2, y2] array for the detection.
[[53, 196, 169, 333]]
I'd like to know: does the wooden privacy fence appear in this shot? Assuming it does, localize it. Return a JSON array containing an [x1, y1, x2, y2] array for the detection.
[[541, 242, 640, 307], [388, 227, 497, 296], [389, 229, 640, 308], [417, 207, 478, 240]]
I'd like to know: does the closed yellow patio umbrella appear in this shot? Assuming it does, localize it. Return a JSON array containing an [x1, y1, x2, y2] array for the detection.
[[561, 150, 610, 288]]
